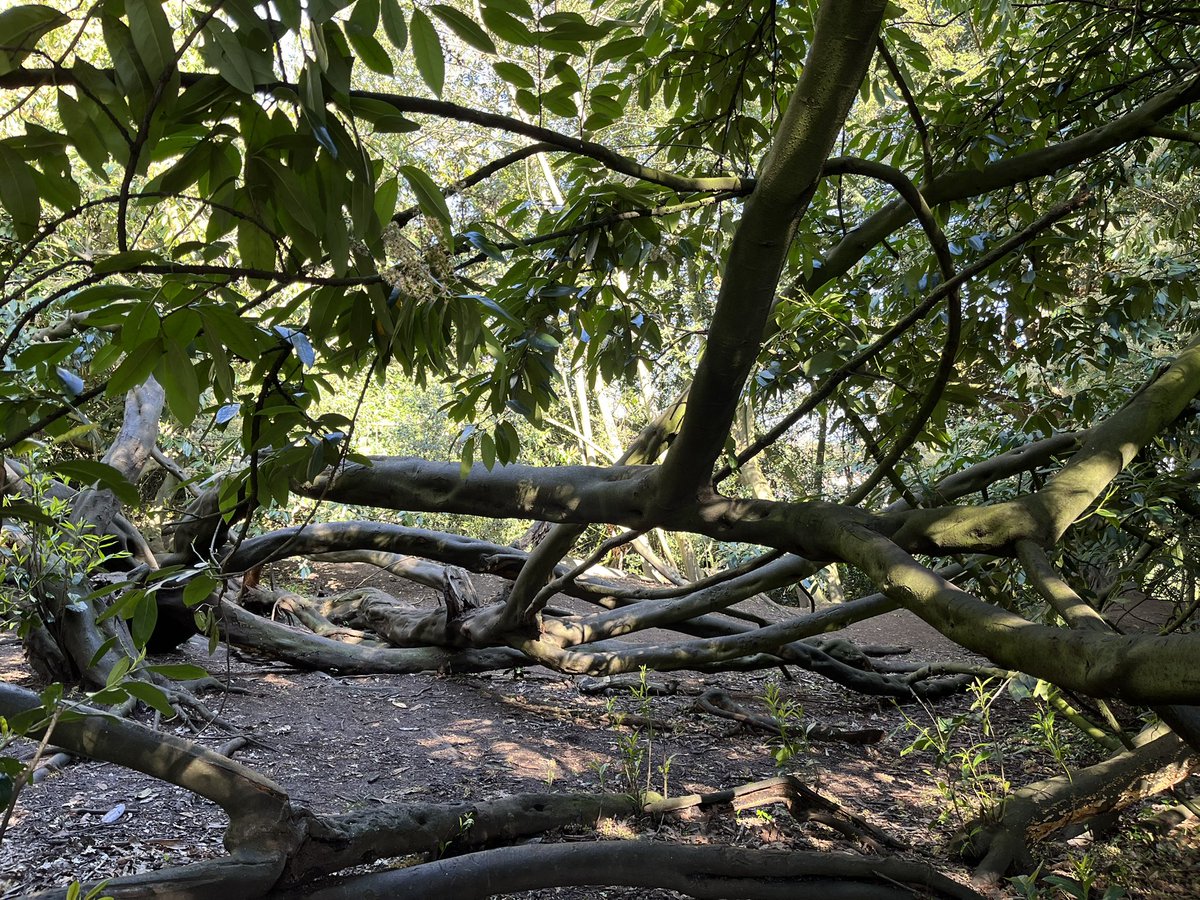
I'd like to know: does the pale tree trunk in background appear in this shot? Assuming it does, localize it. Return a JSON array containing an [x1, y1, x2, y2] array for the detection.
[[813, 408, 827, 499], [811, 409, 845, 603], [572, 368, 596, 466], [595, 381, 683, 583], [735, 399, 773, 501]]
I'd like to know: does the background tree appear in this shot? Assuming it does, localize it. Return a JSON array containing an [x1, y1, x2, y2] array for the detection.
[[2, 0, 1200, 895]]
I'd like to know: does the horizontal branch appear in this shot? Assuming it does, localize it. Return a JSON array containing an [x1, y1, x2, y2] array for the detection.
[[814, 67, 1200, 287], [302, 458, 659, 530], [0, 67, 751, 195], [889, 337, 1200, 552], [832, 525, 1200, 704]]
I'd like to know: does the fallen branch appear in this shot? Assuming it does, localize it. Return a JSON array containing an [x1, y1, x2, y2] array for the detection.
[[646, 774, 907, 852], [959, 724, 1196, 883], [695, 688, 885, 744]]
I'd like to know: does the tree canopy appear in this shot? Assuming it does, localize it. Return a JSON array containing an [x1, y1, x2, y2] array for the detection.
[[2, 0, 1200, 896]]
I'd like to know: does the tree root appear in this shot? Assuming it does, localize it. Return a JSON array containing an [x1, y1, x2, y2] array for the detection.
[[7, 677, 973, 900], [958, 724, 1196, 883], [283, 791, 641, 885], [293, 842, 983, 900], [645, 774, 907, 851], [695, 687, 884, 744]]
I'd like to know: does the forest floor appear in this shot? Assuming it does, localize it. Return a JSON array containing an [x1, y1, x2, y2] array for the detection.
[[0, 562, 1197, 899]]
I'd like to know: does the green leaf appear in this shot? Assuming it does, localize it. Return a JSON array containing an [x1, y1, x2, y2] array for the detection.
[[345, 21, 394, 75], [540, 11, 610, 43], [97, 588, 144, 623], [32, 164, 81, 213], [0, 5, 70, 76], [306, 438, 328, 481], [126, 0, 176, 80], [374, 175, 399, 226], [94, 249, 164, 274], [542, 84, 579, 118], [205, 20, 256, 93], [459, 434, 475, 480], [48, 460, 140, 506], [0, 499, 56, 527], [145, 663, 210, 680], [14, 340, 73, 368], [122, 680, 175, 717], [0, 145, 41, 240], [131, 589, 159, 647], [480, 5, 535, 46], [593, 34, 644, 65], [108, 337, 164, 396], [380, 0, 408, 50], [410, 9, 445, 97], [105, 655, 133, 688], [430, 5, 496, 54], [88, 636, 119, 668], [238, 220, 276, 270], [398, 164, 452, 241], [156, 347, 202, 426], [56, 90, 110, 175], [495, 420, 520, 463], [492, 61, 534, 89], [145, 141, 212, 196], [120, 300, 160, 349], [348, 0, 380, 33], [464, 293, 520, 326], [201, 305, 269, 358], [337, 94, 422, 133], [257, 157, 318, 235]]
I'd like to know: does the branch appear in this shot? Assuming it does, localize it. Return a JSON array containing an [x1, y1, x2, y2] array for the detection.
[[829, 523, 1200, 704], [1016, 540, 1110, 631], [883, 430, 1084, 512], [719, 190, 1092, 480], [392, 143, 554, 227], [1148, 124, 1200, 143], [304, 841, 983, 899], [0, 67, 752, 195], [821, 157, 961, 508], [890, 336, 1200, 553], [459, 191, 742, 265], [875, 39, 935, 183], [0, 381, 108, 454], [657, 0, 889, 504], [0, 683, 291, 847], [814, 67, 1200, 287]]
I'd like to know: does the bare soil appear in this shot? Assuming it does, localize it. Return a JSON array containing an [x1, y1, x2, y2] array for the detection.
[[1, 564, 1196, 898]]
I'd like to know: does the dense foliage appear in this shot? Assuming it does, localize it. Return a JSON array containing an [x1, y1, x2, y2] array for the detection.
[[2, 0, 1200, 896]]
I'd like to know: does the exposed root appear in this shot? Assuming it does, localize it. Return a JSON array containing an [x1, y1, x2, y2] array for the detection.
[[695, 687, 885, 744], [645, 774, 907, 851], [958, 725, 1196, 883], [292, 842, 984, 900]]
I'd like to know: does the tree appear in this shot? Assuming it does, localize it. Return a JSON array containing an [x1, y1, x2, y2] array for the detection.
[[1, 0, 1199, 895]]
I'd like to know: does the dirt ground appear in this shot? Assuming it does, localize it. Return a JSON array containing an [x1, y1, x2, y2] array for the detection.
[[0, 563, 1196, 898]]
